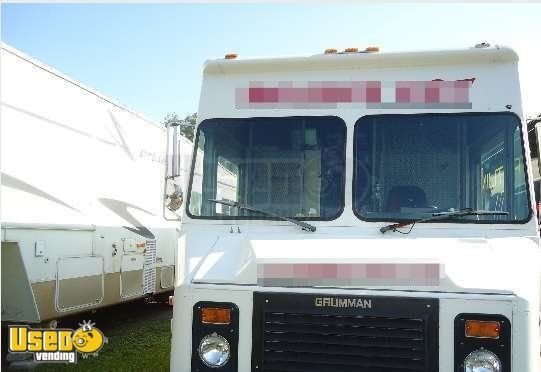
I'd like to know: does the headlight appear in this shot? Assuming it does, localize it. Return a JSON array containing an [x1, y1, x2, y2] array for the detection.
[[464, 349, 502, 372], [198, 333, 230, 368]]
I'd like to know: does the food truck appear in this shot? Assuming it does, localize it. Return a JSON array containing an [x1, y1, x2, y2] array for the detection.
[[170, 45, 541, 372]]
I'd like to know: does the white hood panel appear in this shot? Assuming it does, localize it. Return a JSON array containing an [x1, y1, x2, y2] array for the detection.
[[191, 235, 540, 297]]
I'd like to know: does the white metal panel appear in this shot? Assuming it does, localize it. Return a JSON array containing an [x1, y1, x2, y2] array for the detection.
[[121, 254, 144, 272], [56, 256, 104, 312], [57, 256, 103, 281], [160, 266, 174, 289]]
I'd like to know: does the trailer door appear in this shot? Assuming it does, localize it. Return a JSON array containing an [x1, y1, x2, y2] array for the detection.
[[120, 238, 145, 298]]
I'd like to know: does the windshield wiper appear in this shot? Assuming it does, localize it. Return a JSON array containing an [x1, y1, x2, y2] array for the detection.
[[208, 199, 317, 232], [380, 208, 509, 234]]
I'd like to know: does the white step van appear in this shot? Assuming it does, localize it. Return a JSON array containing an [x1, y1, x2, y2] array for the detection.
[[170, 45, 541, 372]]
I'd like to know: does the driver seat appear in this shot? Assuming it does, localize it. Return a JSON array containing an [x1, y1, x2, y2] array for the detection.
[[385, 185, 428, 212]]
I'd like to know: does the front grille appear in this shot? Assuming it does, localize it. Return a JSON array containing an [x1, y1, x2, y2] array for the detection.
[[252, 293, 438, 372]]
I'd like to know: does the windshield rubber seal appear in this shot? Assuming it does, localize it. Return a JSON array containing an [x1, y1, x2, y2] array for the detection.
[[352, 111, 533, 225]]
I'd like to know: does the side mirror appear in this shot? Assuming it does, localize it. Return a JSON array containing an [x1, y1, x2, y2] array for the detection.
[[167, 124, 181, 179], [166, 184, 184, 212], [163, 119, 194, 220], [163, 122, 184, 220]]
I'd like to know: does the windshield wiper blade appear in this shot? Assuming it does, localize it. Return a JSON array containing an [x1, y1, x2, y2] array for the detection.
[[380, 208, 509, 234], [430, 209, 509, 217], [208, 199, 317, 232]]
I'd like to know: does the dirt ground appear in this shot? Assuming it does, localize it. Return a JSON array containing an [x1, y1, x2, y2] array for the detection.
[[2, 298, 173, 371]]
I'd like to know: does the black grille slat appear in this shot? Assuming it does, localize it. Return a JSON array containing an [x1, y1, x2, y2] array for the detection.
[[263, 340, 425, 359], [266, 312, 425, 330], [252, 293, 439, 372], [262, 360, 421, 372], [263, 330, 425, 349], [264, 320, 425, 339], [264, 351, 425, 370]]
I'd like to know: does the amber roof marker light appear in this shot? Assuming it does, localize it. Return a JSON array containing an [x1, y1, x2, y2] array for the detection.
[[224, 53, 238, 60], [324, 48, 338, 54], [344, 47, 359, 53], [365, 46, 380, 52]]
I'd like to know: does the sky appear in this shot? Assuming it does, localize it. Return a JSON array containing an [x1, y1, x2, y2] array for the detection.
[[2, 3, 541, 123]]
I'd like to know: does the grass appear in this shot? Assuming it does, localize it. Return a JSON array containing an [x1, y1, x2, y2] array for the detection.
[[24, 300, 172, 372]]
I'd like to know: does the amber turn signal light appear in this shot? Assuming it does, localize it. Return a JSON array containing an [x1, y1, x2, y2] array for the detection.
[[365, 46, 380, 52], [201, 307, 231, 324], [465, 320, 500, 339]]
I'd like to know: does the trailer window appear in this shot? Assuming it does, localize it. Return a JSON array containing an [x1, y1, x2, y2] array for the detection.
[[354, 113, 530, 223], [188, 116, 346, 220]]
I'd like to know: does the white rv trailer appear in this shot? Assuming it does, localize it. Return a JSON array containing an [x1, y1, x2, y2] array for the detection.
[[171, 45, 541, 372], [0, 44, 191, 324]]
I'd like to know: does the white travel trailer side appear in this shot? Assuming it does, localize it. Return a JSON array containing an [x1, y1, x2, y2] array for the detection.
[[171, 45, 541, 372], [0, 44, 190, 324]]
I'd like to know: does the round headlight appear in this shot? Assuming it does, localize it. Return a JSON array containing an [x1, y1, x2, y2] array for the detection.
[[464, 349, 501, 372], [198, 333, 230, 368]]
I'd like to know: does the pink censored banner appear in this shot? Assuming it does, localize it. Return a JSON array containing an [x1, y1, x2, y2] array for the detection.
[[236, 79, 474, 109], [257, 263, 442, 287]]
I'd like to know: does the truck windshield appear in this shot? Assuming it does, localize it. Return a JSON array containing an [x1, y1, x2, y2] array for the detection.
[[188, 116, 346, 220], [354, 113, 530, 223]]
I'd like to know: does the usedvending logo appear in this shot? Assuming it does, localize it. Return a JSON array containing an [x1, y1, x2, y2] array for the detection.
[[315, 297, 372, 309], [8, 320, 107, 364]]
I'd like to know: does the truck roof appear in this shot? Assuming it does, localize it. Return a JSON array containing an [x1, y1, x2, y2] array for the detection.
[[203, 45, 518, 75]]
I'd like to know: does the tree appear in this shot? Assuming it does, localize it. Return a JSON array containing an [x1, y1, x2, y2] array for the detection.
[[162, 112, 197, 141]]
